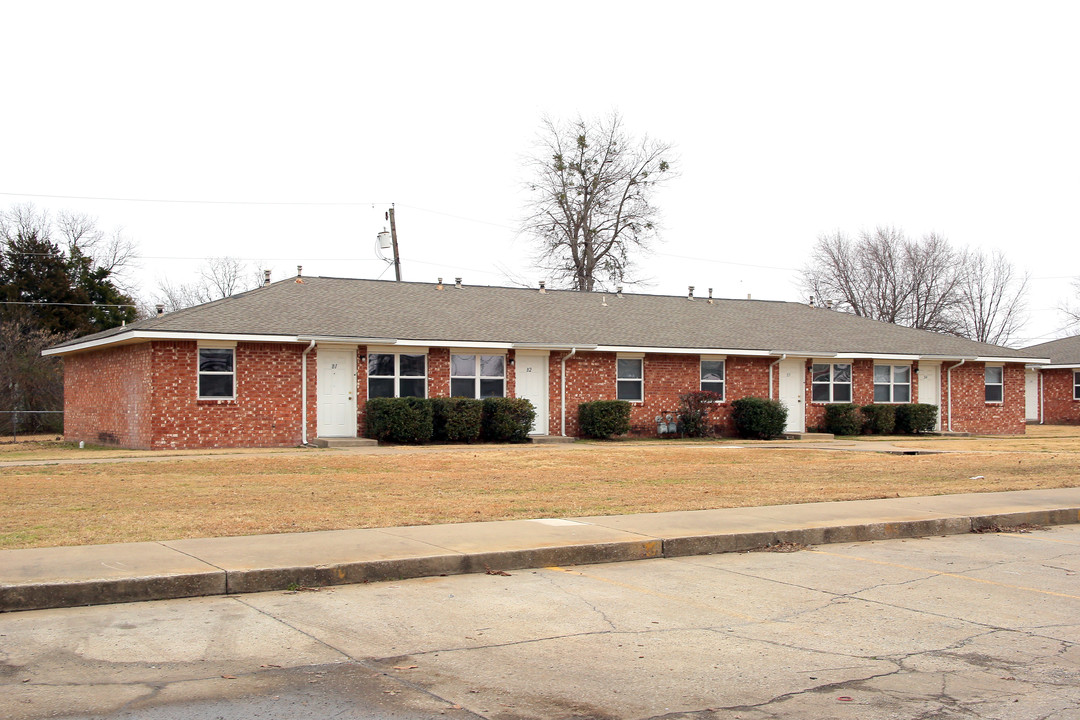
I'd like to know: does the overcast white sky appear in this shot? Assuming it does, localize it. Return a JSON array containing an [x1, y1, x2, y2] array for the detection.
[[3, 1, 1078, 346]]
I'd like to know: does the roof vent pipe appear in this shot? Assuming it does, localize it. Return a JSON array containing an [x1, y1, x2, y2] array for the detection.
[[455, 277, 462, 289], [708, 288, 713, 304], [826, 299, 834, 310], [155, 304, 164, 317], [297, 265, 302, 277], [263, 269, 271, 286], [616, 286, 623, 298], [688, 286, 694, 300], [437, 277, 444, 290], [539, 280, 546, 294], [747, 293, 751, 300], [809, 295, 816, 307]]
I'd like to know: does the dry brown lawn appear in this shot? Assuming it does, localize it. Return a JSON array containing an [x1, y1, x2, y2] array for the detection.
[[3, 430, 1079, 549]]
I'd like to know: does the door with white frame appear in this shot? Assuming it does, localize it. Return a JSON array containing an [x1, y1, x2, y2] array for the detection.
[[918, 362, 942, 431], [317, 346, 357, 437], [1025, 369, 1039, 421], [515, 352, 549, 435], [778, 358, 805, 433]]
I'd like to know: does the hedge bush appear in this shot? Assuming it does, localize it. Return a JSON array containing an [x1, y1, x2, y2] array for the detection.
[[481, 397, 536, 443], [860, 404, 896, 435], [823, 403, 862, 436], [679, 391, 723, 438], [731, 396, 788, 440], [364, 397, 433, 444], [431, 397, 483, 443], [895, 403, 938, 434], [578, 400, 631, 439]]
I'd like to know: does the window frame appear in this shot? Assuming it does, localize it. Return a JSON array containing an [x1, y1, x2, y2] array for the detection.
[[450, 353, 507, 399], [1074, 371, 1080, 401], [811, 362, 853, 403], [367, 351, 428, 399], [197, 345, 236, 400], [700, 357, 725, 400], [616, 355, 644, 403], [984, 365, 1004, 404], [873, 364, 912, 404]]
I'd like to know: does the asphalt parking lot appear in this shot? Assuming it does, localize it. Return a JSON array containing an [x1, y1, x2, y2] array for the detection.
[[2, 525, 1078, 720]]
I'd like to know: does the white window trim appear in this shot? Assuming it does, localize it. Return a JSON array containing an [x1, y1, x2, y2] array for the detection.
[[985, 364, 1004, 405], [616, 355, 644, 403], [812, 362, 853, 404], [197, 345, 236, 400], [700, 358, 726, 401], [450, 353, 507, 399], [873, 364, 912, 404], [367, 351, 428, 398], [1074, 371, 1080, 401]]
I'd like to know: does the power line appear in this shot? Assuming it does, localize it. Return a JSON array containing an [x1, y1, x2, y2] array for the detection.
[[0, 300, 137, 308], [0, 191, 389, 207]]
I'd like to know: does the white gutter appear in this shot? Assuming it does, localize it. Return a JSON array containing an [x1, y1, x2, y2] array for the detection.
[[946, 359, 968, 433], [560, 347, 578, 436], [301, 340, 316, 445], [768, 354, 787, 400]]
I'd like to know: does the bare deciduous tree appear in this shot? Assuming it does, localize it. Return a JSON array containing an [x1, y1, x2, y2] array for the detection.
[[522, 112, 676, 291], [149, 256, 264, 313], [1059, 279, 1080, 332], [802, 228, 1028, 345], [955, 249, 1029, 346]]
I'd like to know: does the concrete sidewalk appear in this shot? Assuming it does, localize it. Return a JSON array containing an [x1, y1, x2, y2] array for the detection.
[[3, 487, 1079, 613]]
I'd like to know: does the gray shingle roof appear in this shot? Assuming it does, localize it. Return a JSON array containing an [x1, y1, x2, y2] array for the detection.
[[1024, 335, 1080, 365], [48, 276, 1043, 360]]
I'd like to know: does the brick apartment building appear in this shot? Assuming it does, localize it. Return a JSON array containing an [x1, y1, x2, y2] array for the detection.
[[1023, 335, 1080, 425], [44, 276, 1050, 449]]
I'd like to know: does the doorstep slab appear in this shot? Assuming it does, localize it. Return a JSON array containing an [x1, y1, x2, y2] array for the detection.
[[0, 542, 224, 612]]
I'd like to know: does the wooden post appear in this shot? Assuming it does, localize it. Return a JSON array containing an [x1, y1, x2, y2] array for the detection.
[[388, 206, 402, 281]]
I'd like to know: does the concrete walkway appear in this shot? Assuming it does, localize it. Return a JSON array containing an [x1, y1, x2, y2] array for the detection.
[[3, 487, 1078, 614]]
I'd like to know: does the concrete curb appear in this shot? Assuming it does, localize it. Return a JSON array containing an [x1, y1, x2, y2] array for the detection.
[[2, 491, 1079, 613]]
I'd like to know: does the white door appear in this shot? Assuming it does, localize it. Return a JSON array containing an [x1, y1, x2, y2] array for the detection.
[[1025, 370, 1039, 421], [918, 362, 942, 431], [778, 359, 805, 433], [317, 347, 357, 437], [515, 352, 549, 435]]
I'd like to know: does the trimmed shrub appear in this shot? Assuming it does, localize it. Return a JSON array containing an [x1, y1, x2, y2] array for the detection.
[[861, 404, 896, 435], [823, 403, 861, 436], [578, 400, 631, 439], [364, 397, 433, 444], [431, 397, 483, 443], [731, 396, 788, 440], [482, 397, 536, 443], [895, 403, 938, 434], [679, 391, 723, 438]]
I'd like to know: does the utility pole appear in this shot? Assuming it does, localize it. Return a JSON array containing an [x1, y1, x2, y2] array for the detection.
[[388, 206, 402, 281]]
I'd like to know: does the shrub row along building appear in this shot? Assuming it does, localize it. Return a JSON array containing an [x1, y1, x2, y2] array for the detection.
[[44, 275, 1053, 449]]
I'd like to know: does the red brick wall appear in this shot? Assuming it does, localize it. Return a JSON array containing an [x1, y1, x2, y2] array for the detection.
[[1039, 368, 1080, 424], [548, 351, 778, 437], [150, 341, 305, 449], [63, 344, 153, 448], [940, 362, 1026, 434]]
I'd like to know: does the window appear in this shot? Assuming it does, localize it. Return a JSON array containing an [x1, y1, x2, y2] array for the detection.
[[700, 359, 725, 399], [985, 366, 1003, 403], [451, 354, 505, 398], [812, 363, 852, 403], [617, 358, 643, 401], [368, 353, 426, 398], [873, 365, 911, 403], [1074, 371, 1080, 401], [198, 347, 235, 399]]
